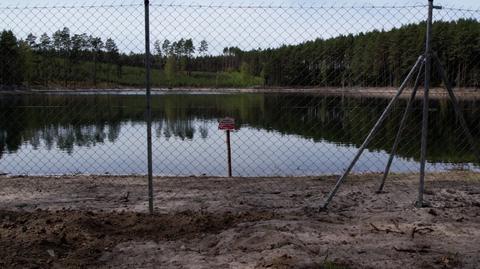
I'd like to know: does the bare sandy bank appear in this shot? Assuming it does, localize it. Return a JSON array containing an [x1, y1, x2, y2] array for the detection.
[[0, 171, 479, 268]]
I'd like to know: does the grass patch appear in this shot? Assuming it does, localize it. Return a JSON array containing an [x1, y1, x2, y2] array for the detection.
[[32, 59, 264, 89]]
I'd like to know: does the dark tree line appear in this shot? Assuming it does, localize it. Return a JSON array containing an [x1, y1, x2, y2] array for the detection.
[[0, 18, 479, 89], [260, 19, 480, 87], [189, 19, 480, 88], [0, 29, 213, 88], [0, 31, 24, 88], [25, 28, 122, 87], [0, 27, 124, 88]]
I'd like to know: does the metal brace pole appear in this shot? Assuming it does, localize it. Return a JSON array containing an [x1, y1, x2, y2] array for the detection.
[[321, 55, 424, 209], [377, 61, 425, 193], [417, 0, 434, 208], [145, 0, 154, 214]]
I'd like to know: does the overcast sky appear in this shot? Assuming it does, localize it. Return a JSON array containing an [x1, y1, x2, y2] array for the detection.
[[0, 0, 478, 54]]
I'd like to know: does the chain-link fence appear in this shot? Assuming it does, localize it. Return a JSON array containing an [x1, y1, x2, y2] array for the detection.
[[0, 1, 479, 211]]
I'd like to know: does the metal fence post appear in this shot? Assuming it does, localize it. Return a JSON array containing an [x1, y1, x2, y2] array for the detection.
[[417, 0, 434, 208], [145, 0, 154, 214]]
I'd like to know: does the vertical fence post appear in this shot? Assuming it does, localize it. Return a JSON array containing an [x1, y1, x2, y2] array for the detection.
[[144, 0, 154, 214], [226, 130, 232, 177], [417, 0, 434, 208]]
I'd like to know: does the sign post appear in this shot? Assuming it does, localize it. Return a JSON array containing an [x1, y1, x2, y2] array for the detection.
[[218, 117, 235, 177], [226, 130, 232, 177]]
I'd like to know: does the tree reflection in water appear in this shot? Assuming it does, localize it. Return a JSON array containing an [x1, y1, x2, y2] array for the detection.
[[0, 92, 479, 175]]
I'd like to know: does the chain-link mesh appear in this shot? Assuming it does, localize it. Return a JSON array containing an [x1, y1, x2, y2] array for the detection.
[[0, 2, 479, 211]]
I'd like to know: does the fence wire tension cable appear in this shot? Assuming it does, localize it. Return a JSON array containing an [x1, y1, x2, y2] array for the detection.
[[321, 0, 480, 210]]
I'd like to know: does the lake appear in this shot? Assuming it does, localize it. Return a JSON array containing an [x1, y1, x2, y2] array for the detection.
[[0, 91, 479, 176]]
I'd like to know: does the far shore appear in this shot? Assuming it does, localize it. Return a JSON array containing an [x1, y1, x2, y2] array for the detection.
[[1, 86, 480, 100]]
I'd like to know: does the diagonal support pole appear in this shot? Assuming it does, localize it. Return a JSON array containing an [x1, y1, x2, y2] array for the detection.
[[377, 61, 425, 193], [321, 55, 425, 209], [433, 54, 480, 163]]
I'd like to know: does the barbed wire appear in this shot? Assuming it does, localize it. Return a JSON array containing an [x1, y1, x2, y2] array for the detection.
[[0, 0, 479, 12], [1, 3, 478, 14], [0, 2, 434, 11], [1, 3, 477, 14], [0, 3, 143, 10], [441, 6, 480, 12]]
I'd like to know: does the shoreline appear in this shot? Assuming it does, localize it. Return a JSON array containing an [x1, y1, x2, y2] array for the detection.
[[1, 86, 479, 100]]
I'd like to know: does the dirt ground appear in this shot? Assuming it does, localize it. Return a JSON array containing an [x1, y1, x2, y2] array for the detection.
[[0, 171, 479, 268]]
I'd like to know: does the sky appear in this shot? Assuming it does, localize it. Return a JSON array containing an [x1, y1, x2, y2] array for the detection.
[[0, 0, 478, 54]]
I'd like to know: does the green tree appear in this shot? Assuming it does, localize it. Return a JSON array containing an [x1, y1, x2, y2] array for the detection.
[[89, 36, 103, 86], [240, 61, 251, 82], [52, 27, 71, 86], [162, 39, 172, 56], [199, 40, 208, 55], [105, 38, 121, 79], [0, 30, 23, 88], [164, 55, 177, 83], [26, 33, 37, 49], [39, 33, 52, 52], [38, 33, 53, 86], [183, 38, 195, 75], [70, 33, 89, 85], [153, 39, 163, 69], [18, 40, 36, 86]]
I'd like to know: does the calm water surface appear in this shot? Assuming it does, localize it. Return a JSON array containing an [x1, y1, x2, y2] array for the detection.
[[0, 91, 479, 176]]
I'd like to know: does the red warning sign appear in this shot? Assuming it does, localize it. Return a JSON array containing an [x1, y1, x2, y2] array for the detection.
[[218, 117, 235, 130]]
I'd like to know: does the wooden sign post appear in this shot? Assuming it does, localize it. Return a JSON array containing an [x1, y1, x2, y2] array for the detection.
[[218, 117, 235, 177]]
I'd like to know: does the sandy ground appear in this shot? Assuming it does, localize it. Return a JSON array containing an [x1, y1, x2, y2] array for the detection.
[[0, 171, 479, 268]]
